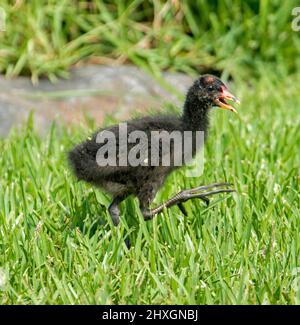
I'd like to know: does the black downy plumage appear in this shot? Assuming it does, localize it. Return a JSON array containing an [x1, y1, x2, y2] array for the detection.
[[68, 75, 240, 244]]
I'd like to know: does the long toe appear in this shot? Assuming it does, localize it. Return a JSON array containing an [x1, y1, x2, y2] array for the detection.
[[188, 182, 233, 194], [177, 202, 188, 216], [199, 188, 235, 197], [202, 196, 210, 206], [186, 189, 234, 204], [125, 237, 131, 249]]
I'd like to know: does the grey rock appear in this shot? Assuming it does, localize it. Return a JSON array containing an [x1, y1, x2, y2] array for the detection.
[[0, 65, 194, 136]]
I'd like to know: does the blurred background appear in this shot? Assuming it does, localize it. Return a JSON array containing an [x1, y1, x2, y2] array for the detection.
[[0, 0, 299, 134], [0, 0, 299, 80]]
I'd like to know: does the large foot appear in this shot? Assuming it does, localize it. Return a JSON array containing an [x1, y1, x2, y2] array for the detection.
[[143, 182, 235, 220], [175, 182, 234, 216]]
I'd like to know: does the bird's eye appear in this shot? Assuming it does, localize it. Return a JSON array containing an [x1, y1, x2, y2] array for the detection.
[[208, 85, 214, 91]]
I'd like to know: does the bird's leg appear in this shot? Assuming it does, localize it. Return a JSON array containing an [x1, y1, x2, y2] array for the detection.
[[108, 194, 131, 248], [142, 183, 234, 220], [108, 196, 122, 226]]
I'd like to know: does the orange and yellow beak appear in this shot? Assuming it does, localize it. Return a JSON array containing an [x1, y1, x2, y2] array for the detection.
[[214, 88, 240, 113]]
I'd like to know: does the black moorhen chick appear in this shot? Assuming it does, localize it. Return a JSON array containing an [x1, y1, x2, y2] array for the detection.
[[68, 75, 239, 243]]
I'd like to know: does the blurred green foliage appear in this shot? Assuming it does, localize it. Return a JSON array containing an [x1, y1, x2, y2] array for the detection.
[[0, 0, 299, 82]]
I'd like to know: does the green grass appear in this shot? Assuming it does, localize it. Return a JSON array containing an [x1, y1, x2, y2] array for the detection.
[[0, 0, 300, 305], [0, 0, 299, 82], [0, 72, 299, 304]]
